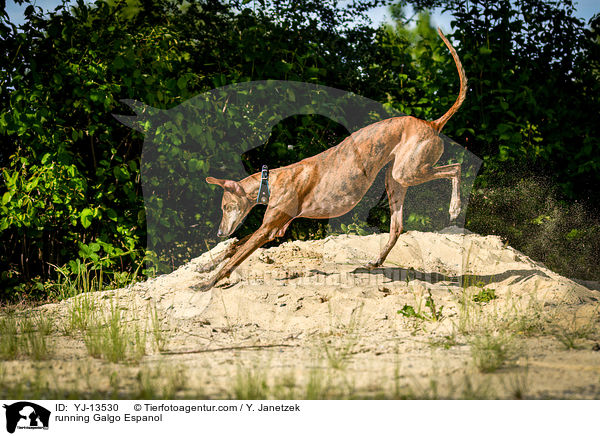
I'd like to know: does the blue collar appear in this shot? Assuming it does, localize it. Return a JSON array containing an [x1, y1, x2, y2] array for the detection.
[[256, 165, 270, 204]]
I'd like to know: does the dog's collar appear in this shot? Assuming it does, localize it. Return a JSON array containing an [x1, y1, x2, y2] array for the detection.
[[256, 165, 270, 204]]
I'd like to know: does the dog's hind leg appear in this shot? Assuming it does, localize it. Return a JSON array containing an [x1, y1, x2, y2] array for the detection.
[[445, 163, 462, 222], [366, 165, 408, 269], [414, 163, 462, 222]]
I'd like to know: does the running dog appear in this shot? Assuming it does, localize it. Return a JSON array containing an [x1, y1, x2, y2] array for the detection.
[[195, 28, 467, 291]]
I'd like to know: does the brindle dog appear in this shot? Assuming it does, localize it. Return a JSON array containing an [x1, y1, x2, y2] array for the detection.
[[195, 28, 467, 291]]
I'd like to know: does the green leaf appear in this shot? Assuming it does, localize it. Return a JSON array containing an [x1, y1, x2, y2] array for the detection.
[[80, 208, 93, 228], [397, 305, 424, 320], [1, 192, 12, 205], [177, 76, 188, 90], [107, 208, 118, 221]]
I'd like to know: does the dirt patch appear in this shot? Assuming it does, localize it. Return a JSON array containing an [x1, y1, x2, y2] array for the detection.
[[2, 230, 600, 399]]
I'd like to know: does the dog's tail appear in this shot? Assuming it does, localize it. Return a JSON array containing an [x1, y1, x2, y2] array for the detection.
[[431, 27, 467, 132]]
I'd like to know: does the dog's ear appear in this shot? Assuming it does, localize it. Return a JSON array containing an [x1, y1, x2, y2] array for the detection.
[[206, 176, 223, 186], [206, 177, 246, 197]]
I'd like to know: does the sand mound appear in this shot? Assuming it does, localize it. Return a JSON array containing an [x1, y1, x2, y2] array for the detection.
[[124, 229, 597, 326]]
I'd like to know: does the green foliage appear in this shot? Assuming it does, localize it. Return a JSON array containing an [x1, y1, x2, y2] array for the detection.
[[0, 0, 389, 296], [472, 287, 497, 303], [441, 0, 600, 202], [398, 304, 425, 320], [398, 290, 444, 321], [340, 214, 371, 236]]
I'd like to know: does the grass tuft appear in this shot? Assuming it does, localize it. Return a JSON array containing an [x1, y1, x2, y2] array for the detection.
[[83, 300, 147, 363], [233, 365, 269, 400], [0, 312, 53, 361], [470, 332, 518, 373]]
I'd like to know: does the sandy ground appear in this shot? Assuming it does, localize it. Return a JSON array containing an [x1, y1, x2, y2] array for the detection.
[[3, 229, 600, 399]]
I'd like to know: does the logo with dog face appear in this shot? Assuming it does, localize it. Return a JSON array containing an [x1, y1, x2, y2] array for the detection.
[[3, 402, 50, 433]]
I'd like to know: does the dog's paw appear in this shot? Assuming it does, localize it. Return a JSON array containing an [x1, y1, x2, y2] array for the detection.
[[449, 204, 461, 221], [191, 281, 214, 292], [364, 260, 381, 270]]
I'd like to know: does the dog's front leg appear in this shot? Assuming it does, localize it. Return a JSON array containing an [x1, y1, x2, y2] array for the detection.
[[196, 234, 252, 273], [193, 210, 292, 292]]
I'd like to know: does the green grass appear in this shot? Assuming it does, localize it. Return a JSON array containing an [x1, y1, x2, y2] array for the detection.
[[1, 240, 596, 401], [65, 291, 97, 335], [270, 372, 297, 399], [470, 332, 518, 373], [52, 260, 106, 299], [64, 289, 168, 362], [149, 302, 169, 352], [456, 288, 484, 335], [227, 305, 365, 401], [452, 373, 495, 400], [304, 366, 331, 399], [0, 312, 54, 361], [429, 334, 458, 350], [0, 314, 20, 360], [504, 364, 529, 399], [23, 325, 51, 361], [323, 338, 356, 370], [321, 304, 362, 370], [83, 300, 147, 363], [233, 365, 270, 400], [135, 364, 188, 399], [454, 287, 526, 373], [0, 362, 188, 400], [455, 285, 540, 337], [551, 319, 595, 350], [501, 296, 548, 337], [229, 362, 361, 400], [51, 257, 147, 301]]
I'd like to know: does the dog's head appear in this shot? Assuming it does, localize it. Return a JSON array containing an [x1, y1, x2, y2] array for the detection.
[[206, 176, 253, 238]]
